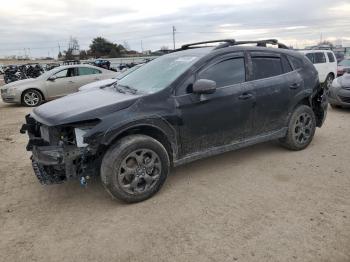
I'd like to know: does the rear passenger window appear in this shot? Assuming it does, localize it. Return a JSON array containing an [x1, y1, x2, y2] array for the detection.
[[78, 67, 101, 76], [198, 58, 245, 88], [305, 53, 315, 63], [314, 52, 326, 64], [288, 56, 303, 69], [252, 57, 283, 80], [327, 52, 335, 63], [281, 56, 293, 73]]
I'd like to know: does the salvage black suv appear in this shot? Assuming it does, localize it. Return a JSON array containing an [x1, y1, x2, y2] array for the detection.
[[21, 39, 327, 203]]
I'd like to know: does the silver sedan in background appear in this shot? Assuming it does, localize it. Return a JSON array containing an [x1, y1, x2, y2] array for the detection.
[[328, 73, 350, 108], [0, 64, 116, 106]]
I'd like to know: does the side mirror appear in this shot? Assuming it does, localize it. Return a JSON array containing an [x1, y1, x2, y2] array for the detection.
[[48, 75, 57, 81], [193, 79, 216, 94]]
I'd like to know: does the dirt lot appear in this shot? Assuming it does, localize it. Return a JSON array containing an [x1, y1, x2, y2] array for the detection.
[[0, 93, 349, 262]]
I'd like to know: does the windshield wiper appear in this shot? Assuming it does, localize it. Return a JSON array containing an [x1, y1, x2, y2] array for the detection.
[[114, 85, 126, 94], [117, 84, 138, 94]]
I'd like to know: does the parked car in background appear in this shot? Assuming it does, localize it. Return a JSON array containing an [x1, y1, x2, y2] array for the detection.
[[328, 73, 350, 108], [337, 59, 350, 76], [79, 63, 144, 92], [299, 50, 337, 89], [1, 64, 116, 106], [21, 39, 327, 203]]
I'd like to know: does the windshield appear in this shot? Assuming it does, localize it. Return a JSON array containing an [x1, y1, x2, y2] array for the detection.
[[116, 50, 206, 93], [114, 64, 144, 80], [339, 60, 350, 67]]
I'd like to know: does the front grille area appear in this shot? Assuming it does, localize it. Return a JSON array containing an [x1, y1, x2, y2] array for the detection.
[[339, 96, 350, 103]]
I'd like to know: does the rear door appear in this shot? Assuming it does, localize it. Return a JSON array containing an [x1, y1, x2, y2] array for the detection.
[[247, 51, 302, 135], [73, 67, 103, 92]]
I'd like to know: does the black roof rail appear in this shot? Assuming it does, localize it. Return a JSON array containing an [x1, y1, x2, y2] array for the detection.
[[180, 39, 236, 50], [232, 39, 289, 49], [175, 39, 289, 53]]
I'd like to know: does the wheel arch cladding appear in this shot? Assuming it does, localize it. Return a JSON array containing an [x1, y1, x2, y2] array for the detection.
[[105, 124, 176, 164]]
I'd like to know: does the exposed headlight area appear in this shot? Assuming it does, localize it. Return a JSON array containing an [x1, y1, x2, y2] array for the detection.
[[22, 115, 102, 184], [74, 127, 90, 147]]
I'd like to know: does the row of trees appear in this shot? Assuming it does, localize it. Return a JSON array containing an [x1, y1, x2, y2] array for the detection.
[[58, 37, 139, 60]]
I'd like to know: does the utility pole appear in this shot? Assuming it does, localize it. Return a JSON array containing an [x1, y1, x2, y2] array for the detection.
[[172, 26, 176, 50], [141, 40, 143, 53]]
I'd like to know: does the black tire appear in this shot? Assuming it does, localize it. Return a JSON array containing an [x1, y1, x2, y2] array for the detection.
[[21, 89, 43, 107], [324, 74, 334, 89], [101, 135, 170, 203], [280, 105, 316, 151]]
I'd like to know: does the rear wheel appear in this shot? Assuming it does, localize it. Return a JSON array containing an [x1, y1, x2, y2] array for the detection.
[[324, 74, 334, 89], [280, 105, 316, 151], [101, 135, 170, 203], [22, 89, 43, 107]]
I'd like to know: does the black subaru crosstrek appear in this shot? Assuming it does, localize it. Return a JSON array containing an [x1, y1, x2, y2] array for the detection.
[[21, 39, 328, 203]]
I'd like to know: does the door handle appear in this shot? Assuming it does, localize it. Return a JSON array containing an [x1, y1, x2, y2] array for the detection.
[[239, 93, 253, 100], [289, 83, 300, 89], [68, 80, 75, 83], [94, 78, 100, 80]]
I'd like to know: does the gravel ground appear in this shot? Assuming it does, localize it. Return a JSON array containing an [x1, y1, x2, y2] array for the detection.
[[0, 88, 349, 262]]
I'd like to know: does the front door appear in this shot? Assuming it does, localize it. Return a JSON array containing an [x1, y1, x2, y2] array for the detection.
[[175, 53, 256, 157], [45, 68, 79, 99]]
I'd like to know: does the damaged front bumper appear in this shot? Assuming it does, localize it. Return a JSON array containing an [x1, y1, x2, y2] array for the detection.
[[21, 115, 99, 185], [31, 145, 86, 184]]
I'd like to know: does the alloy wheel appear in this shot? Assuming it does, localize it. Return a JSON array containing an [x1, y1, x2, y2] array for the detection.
[[294, 112, 313, 144], [326, 75, 334, 89], [117, 149, 162, 195], [23, 91, 40, 106]]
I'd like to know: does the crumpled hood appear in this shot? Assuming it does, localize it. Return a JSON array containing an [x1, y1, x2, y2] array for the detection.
[[32, 87, 141, 126]]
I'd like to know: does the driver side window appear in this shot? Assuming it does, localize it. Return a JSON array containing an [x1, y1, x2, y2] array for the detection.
[[198, 58, 245, 88], [54, 69, 68, 79], [54, 68, 77, 79]]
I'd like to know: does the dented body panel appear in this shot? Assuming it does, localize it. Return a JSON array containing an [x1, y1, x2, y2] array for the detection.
[[21, 45, 327, 185]]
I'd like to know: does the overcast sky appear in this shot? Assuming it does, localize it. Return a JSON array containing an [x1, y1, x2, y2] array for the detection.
[[0, 0, 350, 58]]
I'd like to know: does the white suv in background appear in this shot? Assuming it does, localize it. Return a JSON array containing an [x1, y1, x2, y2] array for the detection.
[[299, 50, 337, 88]]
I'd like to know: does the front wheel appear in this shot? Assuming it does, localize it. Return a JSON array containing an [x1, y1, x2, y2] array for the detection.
[[280, 105, 316, 151], [101, 135, 170, 203], [22, 89, 43, 107]]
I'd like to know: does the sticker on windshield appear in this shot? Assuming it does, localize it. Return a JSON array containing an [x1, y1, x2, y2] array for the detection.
[[174, 57, 197, 63]]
